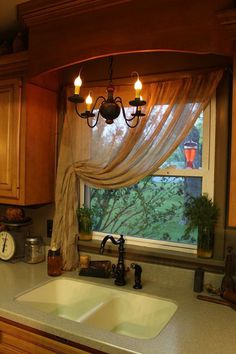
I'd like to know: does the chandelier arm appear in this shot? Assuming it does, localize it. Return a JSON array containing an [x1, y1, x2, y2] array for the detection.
[[87, 111, 99, 128], [75, 103, 87, 119], [126, 115, 139, 122], [115, 96, 139, 127], [125, 116, 140, 128], [90, 96, 106, 113], [115, 96, 128, 120], [127, 106, 145, 121]]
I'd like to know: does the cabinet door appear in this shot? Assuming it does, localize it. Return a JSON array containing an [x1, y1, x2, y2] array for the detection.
[[0, 318, 97, 354], [0, 79, 20, 200]]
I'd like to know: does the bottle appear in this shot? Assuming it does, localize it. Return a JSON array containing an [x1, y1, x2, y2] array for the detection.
[[193, 267, 204, 293], [47, 246, 62, 276]]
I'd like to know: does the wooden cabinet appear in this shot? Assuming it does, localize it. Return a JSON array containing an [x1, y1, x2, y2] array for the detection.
[[228, 50, 236, 227], [217, 11, 236, 227], [0, 78, 21, 202], [228, 107, 236, 227], [0, 52, 57, 205], [0, 317, 103, 354]]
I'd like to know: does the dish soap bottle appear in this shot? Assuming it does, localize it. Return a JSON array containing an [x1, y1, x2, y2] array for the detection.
[[47, 245, 62, 276]]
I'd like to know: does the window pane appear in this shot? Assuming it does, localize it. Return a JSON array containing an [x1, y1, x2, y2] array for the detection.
[[160, 112, 203, 170], [89, 176, 202, 244]]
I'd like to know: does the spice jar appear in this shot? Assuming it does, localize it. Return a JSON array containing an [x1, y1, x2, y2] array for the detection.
[[47, 247, 62, 276]]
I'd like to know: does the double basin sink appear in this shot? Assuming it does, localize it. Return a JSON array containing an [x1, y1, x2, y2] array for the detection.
[[15, 277, 177, 339]]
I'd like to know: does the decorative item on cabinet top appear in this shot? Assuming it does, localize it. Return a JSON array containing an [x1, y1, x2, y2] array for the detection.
[[0, 31, 27, 56]]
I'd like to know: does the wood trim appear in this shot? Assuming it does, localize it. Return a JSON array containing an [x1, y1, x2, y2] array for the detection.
[[217, 9, 236, 39], [214, 72, 230, 255], [0, 317, 105, 354], [18, 0, 132, 27], [0, 51, 29, 78]]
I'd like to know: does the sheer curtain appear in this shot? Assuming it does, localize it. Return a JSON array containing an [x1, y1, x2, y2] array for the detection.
[[51, 69, 223, 270]]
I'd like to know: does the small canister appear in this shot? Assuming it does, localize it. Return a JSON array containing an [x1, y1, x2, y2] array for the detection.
[[47, 247, 62, 276], [24, 236, 45, 264]]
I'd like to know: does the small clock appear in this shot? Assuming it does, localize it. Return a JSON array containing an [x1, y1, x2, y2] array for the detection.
[[0, 231, 16, 261]]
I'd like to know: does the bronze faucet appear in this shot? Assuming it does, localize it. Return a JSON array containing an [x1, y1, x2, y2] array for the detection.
[[100, 234, 126, 286]]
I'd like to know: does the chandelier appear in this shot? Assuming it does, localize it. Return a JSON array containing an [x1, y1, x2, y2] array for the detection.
[[68, 57, 146, 128]]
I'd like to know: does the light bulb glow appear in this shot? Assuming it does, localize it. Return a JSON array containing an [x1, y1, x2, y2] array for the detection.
[[134, 78, 142, 98], [85, 93, 93, 111], [74, 75, 82, 94]]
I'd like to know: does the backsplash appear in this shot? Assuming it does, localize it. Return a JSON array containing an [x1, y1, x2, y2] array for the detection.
[[81, 252, 223, 293], [0, 203, 55, 240]]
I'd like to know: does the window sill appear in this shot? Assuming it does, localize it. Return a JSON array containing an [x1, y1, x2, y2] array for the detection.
[[79, 239, 224, 274]]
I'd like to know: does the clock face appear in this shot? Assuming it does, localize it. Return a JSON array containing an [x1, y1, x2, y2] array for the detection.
[[0, 231, 16, 261]]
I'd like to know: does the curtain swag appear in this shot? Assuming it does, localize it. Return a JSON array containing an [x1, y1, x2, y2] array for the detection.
[[51, 69, 223, 270]]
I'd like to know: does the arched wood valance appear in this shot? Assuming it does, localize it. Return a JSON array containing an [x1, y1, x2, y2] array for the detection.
[[18, 0, 234, 76]]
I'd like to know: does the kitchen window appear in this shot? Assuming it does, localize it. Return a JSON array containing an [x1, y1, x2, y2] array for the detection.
[[80, 97, 216, 253]]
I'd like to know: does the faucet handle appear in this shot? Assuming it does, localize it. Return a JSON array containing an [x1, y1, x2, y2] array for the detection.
[[111, 263, 130, 278], [111, 263, 116, 278]]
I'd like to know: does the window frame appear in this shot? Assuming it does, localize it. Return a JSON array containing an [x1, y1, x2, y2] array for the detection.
[[79, 95, 216, 254], [155, 95, 216, 199]]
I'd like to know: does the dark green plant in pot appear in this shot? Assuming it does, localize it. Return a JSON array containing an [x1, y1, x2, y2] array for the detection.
[[77, 206, 93, 241], [184, 195, 219, 258]]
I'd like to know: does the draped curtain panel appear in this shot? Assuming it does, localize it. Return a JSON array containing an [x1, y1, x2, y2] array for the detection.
[[51, 69, 223, 270]]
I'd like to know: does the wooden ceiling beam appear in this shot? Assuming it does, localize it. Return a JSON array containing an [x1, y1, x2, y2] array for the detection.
[[18, 0, 131, 27]]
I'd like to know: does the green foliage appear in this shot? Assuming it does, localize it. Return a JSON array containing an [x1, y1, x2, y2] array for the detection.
[[184, 195, 219, 236], [77, 205, 93, 221], [90, 176, 192, 242]]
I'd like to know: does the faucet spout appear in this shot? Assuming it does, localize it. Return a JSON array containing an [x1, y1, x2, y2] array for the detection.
[[99, 235, 118, 254], [99, 234, 126, 286]]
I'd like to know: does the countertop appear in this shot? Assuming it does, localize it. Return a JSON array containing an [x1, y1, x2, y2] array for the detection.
[[0, 254, 235, 354]]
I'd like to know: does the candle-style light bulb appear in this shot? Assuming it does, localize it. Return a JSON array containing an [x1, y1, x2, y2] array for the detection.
[[85, 92, 93, 111], [134, 77, 142, 99], [138, 96, 143, 111], [74, 75, 82, 95]]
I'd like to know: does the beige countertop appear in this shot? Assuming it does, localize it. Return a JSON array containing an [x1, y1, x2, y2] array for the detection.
[[0, 254, 235, 354]]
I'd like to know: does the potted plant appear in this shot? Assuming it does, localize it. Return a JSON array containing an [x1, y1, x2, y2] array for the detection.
[[77, 205, 93, 241], [184, 195, 219, 258]]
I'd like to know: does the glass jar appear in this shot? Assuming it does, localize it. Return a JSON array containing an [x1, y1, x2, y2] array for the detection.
[[24, 236, 45, 264], [197, 226, 214, 258], [78, 215, 92, 241], [47, 248, 62, 276]]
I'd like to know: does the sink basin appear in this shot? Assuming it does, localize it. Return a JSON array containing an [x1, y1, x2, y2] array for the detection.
[[15, 278, 177, 339]]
